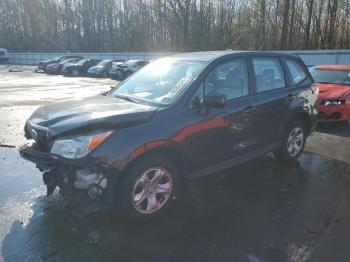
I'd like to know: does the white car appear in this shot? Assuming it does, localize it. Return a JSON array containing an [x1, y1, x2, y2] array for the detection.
[[0, 48, 9, 63], [109, 60, 149, 80]]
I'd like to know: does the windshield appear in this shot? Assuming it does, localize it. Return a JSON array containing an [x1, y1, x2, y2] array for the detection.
[[311, 68, 350, 85], [61, 58, 80, 65], [111, 59, 206, 105], [77, 59, 87, 65], [97, 60, 111, 66]]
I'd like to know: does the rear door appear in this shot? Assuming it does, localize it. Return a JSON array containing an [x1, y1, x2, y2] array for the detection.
[[251, 56, 294, 146]]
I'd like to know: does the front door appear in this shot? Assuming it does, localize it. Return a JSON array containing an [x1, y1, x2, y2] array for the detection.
[[182, 58, 260, 173]]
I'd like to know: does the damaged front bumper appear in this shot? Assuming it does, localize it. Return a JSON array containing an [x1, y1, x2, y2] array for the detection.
[[19, 144, 117, 214]]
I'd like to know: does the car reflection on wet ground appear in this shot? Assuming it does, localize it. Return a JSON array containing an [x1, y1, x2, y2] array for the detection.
[[0, 65, 350, 262]]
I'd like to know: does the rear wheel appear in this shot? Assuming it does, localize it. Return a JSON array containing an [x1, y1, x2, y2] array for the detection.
[[117, 155, 179, 222], [274, 120, 307, 162]]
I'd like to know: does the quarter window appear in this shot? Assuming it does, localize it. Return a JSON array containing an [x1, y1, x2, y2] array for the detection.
[[252, 58, 286, 92], [286, 59, 307, 85]]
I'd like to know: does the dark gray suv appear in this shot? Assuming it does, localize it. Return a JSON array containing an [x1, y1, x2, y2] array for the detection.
[[20, 51, 318, 222]]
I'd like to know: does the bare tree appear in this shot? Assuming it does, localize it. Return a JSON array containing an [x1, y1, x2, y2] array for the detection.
[[0, 0, 349, 52]]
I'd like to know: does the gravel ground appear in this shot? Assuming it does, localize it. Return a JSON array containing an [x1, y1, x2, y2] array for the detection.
[[0, 65, 350, 262]]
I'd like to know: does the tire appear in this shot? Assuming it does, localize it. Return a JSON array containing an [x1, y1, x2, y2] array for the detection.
[[274, 120, 307, 162], [72, 69, 80, 77], [117, 155, 179, 222]]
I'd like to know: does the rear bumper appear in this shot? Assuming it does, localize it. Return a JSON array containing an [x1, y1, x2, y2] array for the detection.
[[87, 72, 101, 77], [37, 64, 47, 71], [19, 145, 117, 214]]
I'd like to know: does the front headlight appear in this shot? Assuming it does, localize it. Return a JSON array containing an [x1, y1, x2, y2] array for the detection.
[[50, 131, 112, 159], [323, 100, 345, 106]]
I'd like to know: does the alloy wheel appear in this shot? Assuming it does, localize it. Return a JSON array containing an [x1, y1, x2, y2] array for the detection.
[[287, 126, 304, 157], [132, 167, 173, 214]]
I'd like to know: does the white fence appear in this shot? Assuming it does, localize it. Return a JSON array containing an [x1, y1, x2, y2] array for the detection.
[[7, 49, 350, 66]]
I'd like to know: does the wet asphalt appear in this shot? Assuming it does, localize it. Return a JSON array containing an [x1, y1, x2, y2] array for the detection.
[[0, 65, 350, 262]]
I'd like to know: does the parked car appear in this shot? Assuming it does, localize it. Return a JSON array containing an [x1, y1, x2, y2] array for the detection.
[[108, 61, 124, 78], [310, 65, 350, 124], [0, 48, 9, 63], [87, 60, 113, 77], [46, 58, 83, 74], [64, 58, 101, 77], [20, 51, 317, 222], [37, 55, 83, 72], [109, 60, 149, 80]]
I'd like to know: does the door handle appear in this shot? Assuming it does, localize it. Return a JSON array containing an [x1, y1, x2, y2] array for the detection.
[[243, 106, 256, 114]]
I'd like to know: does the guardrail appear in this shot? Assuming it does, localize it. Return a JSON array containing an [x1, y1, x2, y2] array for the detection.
[[7, 50, 350, 66], [7, 52, 175, 65]]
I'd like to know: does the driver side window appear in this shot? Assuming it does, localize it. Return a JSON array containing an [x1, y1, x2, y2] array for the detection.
[[190, 58, 249, 109]]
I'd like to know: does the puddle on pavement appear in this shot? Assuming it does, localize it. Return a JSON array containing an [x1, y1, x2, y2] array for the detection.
[[0, 148, 349, 262]]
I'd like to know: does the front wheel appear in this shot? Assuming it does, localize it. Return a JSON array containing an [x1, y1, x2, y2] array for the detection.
[[274, 120, 307, 162], [117, 155, 179, 222]]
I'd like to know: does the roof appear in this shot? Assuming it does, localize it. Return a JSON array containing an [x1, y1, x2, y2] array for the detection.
[[165, 50, 298, 62], [316, 65, 350, 70], [165, 51, 243, 62]]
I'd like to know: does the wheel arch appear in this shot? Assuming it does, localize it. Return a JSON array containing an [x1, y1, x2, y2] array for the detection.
[[288, 110, 312, 136], [116, 140, 185, 181]]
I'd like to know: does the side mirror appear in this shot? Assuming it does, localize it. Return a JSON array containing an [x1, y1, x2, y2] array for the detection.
[[202, 95, 227, 108]]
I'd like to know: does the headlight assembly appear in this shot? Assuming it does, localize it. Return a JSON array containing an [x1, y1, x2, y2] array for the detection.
[[50, 131, 112, 159], [323, 100, 345, 106]]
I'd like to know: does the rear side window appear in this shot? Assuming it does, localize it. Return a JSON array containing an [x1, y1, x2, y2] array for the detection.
[[252, 58, 286, 92], [286, 59, 307, 85]]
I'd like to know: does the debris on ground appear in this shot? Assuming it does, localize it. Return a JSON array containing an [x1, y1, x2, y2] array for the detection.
[[287, 244, 313, 262]]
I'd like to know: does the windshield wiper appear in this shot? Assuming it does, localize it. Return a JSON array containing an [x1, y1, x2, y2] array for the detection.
[[114, 94, 141, 104]]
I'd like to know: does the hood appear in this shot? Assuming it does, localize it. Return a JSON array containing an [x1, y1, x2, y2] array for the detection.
[[29, 95, 158, 138], [316, 83, 350, 101]]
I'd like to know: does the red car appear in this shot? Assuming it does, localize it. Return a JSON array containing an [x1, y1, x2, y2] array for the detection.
[[310, 65, 350, 124]]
